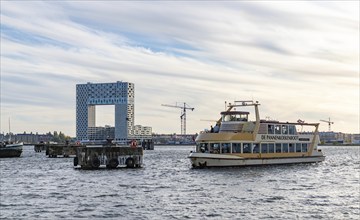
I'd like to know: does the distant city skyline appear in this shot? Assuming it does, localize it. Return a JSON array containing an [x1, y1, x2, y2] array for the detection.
[[1, 1, 359, 136]]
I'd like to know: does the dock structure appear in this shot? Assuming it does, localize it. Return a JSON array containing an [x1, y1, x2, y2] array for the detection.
[[34, 143, 46, 152], [74, 145, 143, 169], [34, 143, 78, 157], [47, 144, 77, 158], [141, 139, 155, 150]]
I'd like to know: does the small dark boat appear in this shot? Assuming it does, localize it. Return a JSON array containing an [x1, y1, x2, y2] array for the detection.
[[0, 142, 23, 158]]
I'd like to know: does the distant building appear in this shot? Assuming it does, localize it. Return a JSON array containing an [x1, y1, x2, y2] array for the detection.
[[130, 125, 152, 140], [319, 131, 360, 145], [76, 81, 151, 142], [1, 132, 53, 144], [351, 134, 360, 144], [88, 126, 115, 140], [319, 131, 344, 144], [152, 134, 196, 145]]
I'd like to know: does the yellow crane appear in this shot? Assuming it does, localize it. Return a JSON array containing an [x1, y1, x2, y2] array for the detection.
[[162, 102, 194, 135], [320, 117, 334, 132]]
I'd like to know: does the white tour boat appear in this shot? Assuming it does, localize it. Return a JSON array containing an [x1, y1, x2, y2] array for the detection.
[[189, 100, 325, 168]]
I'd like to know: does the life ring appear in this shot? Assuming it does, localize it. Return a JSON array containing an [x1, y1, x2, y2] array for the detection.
[[131, 140, 137, 148]]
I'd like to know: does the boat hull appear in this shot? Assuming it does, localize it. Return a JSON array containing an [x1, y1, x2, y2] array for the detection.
[[189, 152, 325, 168], [0, 144, 23, 158]]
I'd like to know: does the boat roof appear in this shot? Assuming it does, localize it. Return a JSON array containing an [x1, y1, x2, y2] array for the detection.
[[260, 120, 319, 126], [220, 111, 250, 115]]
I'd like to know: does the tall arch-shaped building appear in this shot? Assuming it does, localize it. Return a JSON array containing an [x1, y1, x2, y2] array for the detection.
[[76, 81, 134, 141]]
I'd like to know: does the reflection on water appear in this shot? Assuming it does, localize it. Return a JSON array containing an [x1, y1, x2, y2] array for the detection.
[[1, 145, 359, 219]]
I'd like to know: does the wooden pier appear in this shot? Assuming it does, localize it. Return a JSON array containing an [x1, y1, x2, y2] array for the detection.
[[34, 143, 78, 157], [34, 143, 46, 152]]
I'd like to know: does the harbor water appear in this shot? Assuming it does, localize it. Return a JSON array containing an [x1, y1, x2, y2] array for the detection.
[[0, 145, 359, 219]]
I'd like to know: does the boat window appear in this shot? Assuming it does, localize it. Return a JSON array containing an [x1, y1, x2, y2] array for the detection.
[[223, 115, 231, 122], [289, 143, 295, 152], [196, 143, 201, 152], [232, 143, 241, 153], [289, 125, 296, 135], [239, 114, 248, 121], [282, 143, 289, 153], [296, 143, 302, 152], [253, 143, 260, 153], [198, 143, 209, 153], [243, 143, 252, 153], [302, 143, 308, 152], [268, 143, 275, 153], [261, 143, 268, 153], [221, 143, 230, 154], [275, 143, 282, 153], [282, 125, 288, 135], [268, 125, 274, 134], [275, 125, 281, 134], [210, 143, 220, 154]]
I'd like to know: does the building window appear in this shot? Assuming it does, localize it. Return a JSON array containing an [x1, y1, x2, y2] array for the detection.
[[232, 143, 241, 153], [296, 143, 302, 152], [253, 143, 260, 153], [221, 143, 230, 153], [282, 143, 289, 153], [268, 125, 274, 134], [261, 143, 268, 153], [302, 143, 308, 152], [210, 143, 220, 154], [289, 125, 296, 135], [289, 143, 295, 152], [282, 125, 288, 135], [243, 143, 251, 153], [275, 125, 281, 134], [268, 143, 275, 153], [198, 143, 208, 153], [275, 143, 281, 153]]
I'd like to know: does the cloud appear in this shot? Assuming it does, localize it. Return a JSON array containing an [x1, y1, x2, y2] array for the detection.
[[0, 1, 359, 135]]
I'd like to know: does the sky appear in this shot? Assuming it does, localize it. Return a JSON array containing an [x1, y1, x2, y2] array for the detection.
[[1, 1, 359, 136]]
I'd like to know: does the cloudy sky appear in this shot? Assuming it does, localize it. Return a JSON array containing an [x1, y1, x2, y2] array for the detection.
[[1, 1, 359, 136]]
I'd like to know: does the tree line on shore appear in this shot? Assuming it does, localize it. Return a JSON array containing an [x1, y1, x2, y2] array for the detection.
[[1, 131, 72, 144]]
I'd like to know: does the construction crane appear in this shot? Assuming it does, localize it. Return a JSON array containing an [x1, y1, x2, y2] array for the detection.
[[320, 117, 334, 132], [162, 102, 194, 135]]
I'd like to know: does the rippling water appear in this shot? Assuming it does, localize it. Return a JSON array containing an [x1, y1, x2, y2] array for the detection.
[[1, 145, 359, 219]]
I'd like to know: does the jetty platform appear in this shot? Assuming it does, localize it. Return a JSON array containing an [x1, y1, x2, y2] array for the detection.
[[34, 143, 78, 157], [74, 145, 143, 169]]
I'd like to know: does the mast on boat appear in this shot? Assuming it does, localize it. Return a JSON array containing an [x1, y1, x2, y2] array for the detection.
[[8, 118, 11, 142]]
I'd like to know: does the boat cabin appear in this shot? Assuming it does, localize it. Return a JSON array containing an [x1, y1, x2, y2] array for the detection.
[[221, 111, 249, 122], [217, 111, 253, 133]]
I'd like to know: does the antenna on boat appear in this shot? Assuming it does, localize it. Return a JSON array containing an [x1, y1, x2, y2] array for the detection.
[[297, 119, 305, 132], [8, 117, 11, 142]]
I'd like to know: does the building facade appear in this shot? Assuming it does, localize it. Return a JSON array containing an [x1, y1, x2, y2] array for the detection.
[[87, 126, 115, 140], [76, 81, 151, 142], [1, 132, 54, 144]]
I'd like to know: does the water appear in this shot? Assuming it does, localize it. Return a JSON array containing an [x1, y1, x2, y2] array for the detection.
[[1, 145, 359, 219]]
